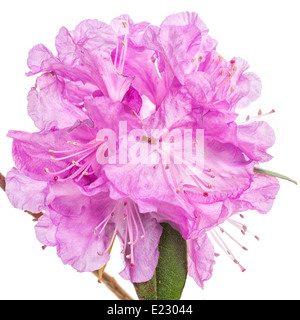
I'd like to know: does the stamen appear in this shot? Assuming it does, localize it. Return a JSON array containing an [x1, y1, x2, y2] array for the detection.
[[45, 140, 104, 182], [227, 219, 260, 241], [118, 24, 129, 74], [49, 143, 99, 161], [210, 229, 246, 272], [218, 227, 248, 251], [238, 109, 275, 124], [100, 210, 122, 256], [133, 203, 146, 240], [126, 205, 135, 268]]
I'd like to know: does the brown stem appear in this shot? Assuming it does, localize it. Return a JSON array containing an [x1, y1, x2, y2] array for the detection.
[[0, 173, 5, 191], [92, 271, 134, 300], [0, 172, 134, 300]]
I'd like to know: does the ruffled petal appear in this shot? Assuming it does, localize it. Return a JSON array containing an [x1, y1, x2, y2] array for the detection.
[[188, 173, 280, 236], [35, 209, 59, 247], [28, 72, 86, 130], [49, 186, 117, 272], [227, 173, 280, 215], [5, 168, 48, 212], [187, 234, 215, 289], [46, 180, 91, 217], [237, 121, 275, 162], [183, 138, 254, 204]]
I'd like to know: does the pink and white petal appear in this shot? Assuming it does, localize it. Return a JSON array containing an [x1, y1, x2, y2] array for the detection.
[[55, 192, 116, 272], [26, 44, 57, 76], [119, 214, 162, 283], [28, 72, 86, 130], [237, 121, 275, 162], [46, 180, 91, 217], [35, 209, 59, 247], [184, 138, 253, 204], [229, 173, 280, 215], [5, 168, 48, 213], [187, 234, 215, 289], [161, 12, 209, 33]]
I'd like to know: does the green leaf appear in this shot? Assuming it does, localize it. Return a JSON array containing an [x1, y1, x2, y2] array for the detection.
[[254, 167, 297, 185], [134, 223, 187, 300]]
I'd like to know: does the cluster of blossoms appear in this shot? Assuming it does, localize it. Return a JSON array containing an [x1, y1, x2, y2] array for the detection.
[[6, 12, 280, 288]]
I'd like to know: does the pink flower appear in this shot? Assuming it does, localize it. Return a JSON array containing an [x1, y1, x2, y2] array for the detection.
[[5, 12, 280, 289]]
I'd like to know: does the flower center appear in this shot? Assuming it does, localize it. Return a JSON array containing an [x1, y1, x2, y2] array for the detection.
[[151, 132, 214, 198], [44, 139, 105, 182]]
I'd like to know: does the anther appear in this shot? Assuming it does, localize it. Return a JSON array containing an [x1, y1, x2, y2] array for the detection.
[[44, 168, 50, 173]]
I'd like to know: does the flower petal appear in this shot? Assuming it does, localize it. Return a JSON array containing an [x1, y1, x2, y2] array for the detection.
[[28, 72, 86, 130], [35, 209, 59, 247], [119, 214, 162, 282], [5, 168, 48, 212], [237, 121, 275, 162], [53, 190, 116, 272], [187, 234, 215, 289]]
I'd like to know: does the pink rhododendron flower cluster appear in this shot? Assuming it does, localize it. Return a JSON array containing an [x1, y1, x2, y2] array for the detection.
[[5, 12, 280, 288]]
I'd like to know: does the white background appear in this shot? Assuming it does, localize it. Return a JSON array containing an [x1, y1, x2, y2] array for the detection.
[[0, 0, 300, 300]]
